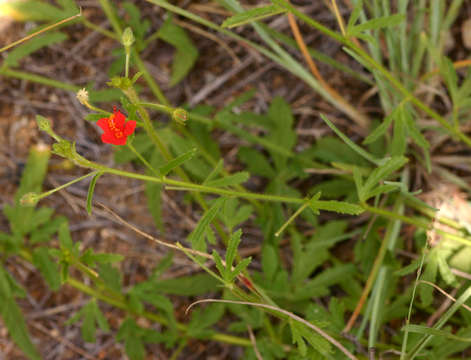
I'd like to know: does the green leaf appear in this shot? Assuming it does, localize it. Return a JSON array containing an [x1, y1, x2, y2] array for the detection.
[[226, 230, 242, 273], [361, 156, 408, 201], [204, 171, 249, 188], [5, 32, 67, 67], [320, 114, 379, 165], [313, 200, 365, 215], [391, 110, 407, 156], [350, 13, 405, 34], [420, 250, 438, 306], [98, 264, 122, 293], [188, 198, 226, 252], [0, 267, 40, 360], [158, 16, 199, 86], [187, 303, 225, 339], [403, 324, 471, 342], [363, 109, 396, 144], [117, 318, 146, 360], [346, 0, 363, 31], [32, 247, 60, 291], [222, 5, 286, 28], [238, 147, 275, 178], [159, 148, 197, 176], [86, 172, 104, 215], [267, 97, 296, 170], [80, 249, 124, 266], [30, 215, 66, 244], [402, 106, 430, 150], [202, 159, 224, 184], [58, 221, 73, 251]]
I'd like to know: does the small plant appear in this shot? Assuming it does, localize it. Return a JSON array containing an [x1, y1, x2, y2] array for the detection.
[[2, 1, 471, 359]]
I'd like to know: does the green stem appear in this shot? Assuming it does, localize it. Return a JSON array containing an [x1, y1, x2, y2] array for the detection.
[[126, 142, 160, 177], [0, 67, 78, 92], [81, 18, 118, 40], [37, 171, 97, 201], [97, 0, 170, 105]]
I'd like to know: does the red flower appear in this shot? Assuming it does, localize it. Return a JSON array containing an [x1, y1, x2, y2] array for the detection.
[[97, 107, 136, 145]]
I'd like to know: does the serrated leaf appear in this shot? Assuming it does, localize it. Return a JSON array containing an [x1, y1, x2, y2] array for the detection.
[[5, 32, 67, 67], [159, 148, 197, 176], [402, 107, 430, 150], [86, 171, 104, 215], [205, 171, 249, 188], [117, 318, 146, 360], [238, 147, 275, 177], [98, 264, 121, 293], [0, 266, 40, 359], [158, 16, 199, 86], [313, 200, 364, 215], [363, 109, 396, 144], [226, 229, 242, 273], [320, 114, 379, 165], [230, 257, 251, 282], [361, 156, 408, 201], [222, 5, 286, 28], [188, 197, 225, 252], [32, 247, 60, 291], [202, 159, 224, 184], [187, 303, 225, 339]]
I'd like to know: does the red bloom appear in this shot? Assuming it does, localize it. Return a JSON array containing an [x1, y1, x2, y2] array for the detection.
[[97, 107, 136, 145]]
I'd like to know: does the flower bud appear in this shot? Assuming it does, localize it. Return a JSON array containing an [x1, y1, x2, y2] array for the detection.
[[122, 27, 135, 48], [172, 108, 188, 125], [52, 140, 74, 159], [20, 192, 39, 207], [76, 88, 89, 105], [36, 115, 52, 132]]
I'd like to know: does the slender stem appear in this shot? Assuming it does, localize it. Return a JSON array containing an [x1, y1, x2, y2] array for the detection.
[[275, 201, 310, 237], [126, 143, 160, 177], [0, 67, 79, 92], [81, 18, 118, 40], [0, 10, 82, 53], [125, 51, 130, 78], [97, 0, 170, 105], [37, 171, 97, 201]]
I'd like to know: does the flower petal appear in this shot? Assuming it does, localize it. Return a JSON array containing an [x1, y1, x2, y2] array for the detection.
[[113, 136, 127, 146], [101, 132, 117, 144], [123, 120, 137, 136], [97, 117, 109, 132], [113, 109, 126, 128]]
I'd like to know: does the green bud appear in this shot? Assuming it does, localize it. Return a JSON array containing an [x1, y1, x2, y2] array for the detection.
[[20, 192, 39, 207], [52, 140, 75, 159], [36, 115, 52, 132], [107, 76, 132, 90], [172, 108, 188, 125], [122, 27, 135, 48]]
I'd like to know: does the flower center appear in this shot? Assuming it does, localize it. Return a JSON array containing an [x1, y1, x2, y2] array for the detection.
[[107, 114, 124, 138]]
